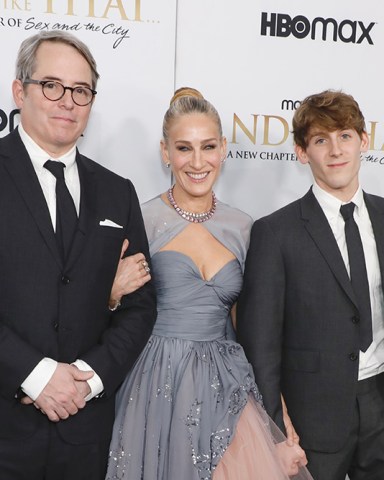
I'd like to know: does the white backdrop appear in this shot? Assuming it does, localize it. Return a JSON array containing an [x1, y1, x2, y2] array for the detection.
[[0, 0, 383, 220]]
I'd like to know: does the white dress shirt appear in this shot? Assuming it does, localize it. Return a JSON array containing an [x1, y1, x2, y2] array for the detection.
[[313, 182, 384, 380], [18, 123, 103, 401]]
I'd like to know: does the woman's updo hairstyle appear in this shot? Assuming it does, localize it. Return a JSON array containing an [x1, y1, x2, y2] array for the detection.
[[162, 87, 223, 142]]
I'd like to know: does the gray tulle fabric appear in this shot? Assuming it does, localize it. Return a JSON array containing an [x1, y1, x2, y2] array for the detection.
[[106, 197, 312, 480]]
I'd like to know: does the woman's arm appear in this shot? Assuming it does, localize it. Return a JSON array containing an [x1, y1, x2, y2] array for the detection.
[[109, 239, 151, 309]]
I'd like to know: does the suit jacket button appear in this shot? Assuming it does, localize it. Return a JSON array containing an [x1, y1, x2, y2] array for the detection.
[[53, 322, 59, 331], [61, 275, 70, 285], [349, 352, 358, 361], [352, 315, 360, 324]]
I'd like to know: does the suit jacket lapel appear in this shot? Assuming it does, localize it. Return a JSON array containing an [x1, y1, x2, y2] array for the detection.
[[1, 129, 62, 268], [300, 189, 358, 308], [365, 192, 384, 289], [65, 151, 97, 270]]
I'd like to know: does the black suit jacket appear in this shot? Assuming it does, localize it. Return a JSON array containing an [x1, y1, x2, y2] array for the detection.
[[0, 128, 156, 444], [237, 188, 384, 452]]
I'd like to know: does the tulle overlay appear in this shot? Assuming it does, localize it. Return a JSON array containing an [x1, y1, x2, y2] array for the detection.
[[214, 397, 312, 480], [106, 198, 313, 479]]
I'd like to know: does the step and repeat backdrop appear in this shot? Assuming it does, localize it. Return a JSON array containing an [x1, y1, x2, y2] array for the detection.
[[0, 0, 383, 219], [175, 0, 384, 218], [0, 0, 176, 202]]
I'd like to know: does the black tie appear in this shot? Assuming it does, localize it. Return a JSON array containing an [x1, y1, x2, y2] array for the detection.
[[44, 160, 78, 261], [340, 202, 372, 352]]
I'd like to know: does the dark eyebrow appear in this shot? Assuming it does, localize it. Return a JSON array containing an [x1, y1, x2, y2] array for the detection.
[[41, 76, 92, 88], [309, 130, 327, 138]]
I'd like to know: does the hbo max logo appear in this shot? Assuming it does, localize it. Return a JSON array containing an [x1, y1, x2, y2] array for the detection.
[[260, 12, 375, 44], [0, 108, 20, 134]]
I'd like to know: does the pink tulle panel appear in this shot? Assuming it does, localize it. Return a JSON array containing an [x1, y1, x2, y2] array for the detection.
[[213, 397, 313, 480]]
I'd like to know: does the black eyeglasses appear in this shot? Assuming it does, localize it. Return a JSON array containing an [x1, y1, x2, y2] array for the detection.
[[23, 79, 97, 106]]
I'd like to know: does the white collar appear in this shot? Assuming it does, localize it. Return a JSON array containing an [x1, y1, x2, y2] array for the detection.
[[312, 182, 364, 221], [18, 122, 77, 173]]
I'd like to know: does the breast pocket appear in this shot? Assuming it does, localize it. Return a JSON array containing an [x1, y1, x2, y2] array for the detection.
[[97, 225, 125, 239], [92, 226, 126, 263]]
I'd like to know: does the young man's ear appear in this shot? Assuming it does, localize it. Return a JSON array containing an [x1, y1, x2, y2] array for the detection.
[[360, 132, 369, 153], [295, 144, 309, 165]]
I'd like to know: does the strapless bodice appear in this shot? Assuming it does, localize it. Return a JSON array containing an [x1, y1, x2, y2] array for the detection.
[[151, 251, 242, 341]]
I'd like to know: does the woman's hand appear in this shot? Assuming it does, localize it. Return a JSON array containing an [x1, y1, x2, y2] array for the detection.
[[281, 394, 300, 446], [109, 239, 151, 309], [278, 394, 308, 476], [276, 441, 308, 477]]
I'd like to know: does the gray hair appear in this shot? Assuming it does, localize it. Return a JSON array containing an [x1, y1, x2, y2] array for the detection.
[[15, 31, 99, 89], [163, 87, 223, 142]]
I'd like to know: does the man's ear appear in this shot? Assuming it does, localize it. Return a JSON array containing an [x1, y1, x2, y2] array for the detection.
[[295, 144, 309, 165], [360, 131, 369, 153], [12, 79, 24, 108]]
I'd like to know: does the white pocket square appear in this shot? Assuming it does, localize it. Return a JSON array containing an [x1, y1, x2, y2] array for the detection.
[[99, 219, 123, 229]]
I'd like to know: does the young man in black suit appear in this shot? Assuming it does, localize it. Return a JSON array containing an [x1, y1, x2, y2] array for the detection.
[[0, 31, 156, 479], [238, 90, 384, 480]]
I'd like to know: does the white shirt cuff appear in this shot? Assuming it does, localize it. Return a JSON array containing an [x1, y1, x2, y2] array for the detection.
[[21, 357, 58, 401], [72, 359, 104, 401]]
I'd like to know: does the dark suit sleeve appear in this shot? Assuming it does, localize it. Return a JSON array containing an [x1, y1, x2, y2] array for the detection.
[[237, 217, 285, 430], [0, 325, 46, 399], [79, 180, 157, 396]]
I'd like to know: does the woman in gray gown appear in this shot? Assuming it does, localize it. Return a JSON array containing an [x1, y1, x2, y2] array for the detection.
[[106, 88, 313, 480]]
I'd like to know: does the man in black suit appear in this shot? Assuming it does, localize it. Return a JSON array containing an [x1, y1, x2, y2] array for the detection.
[[0, 31, 156, 479], [237, 90, 384, 480]]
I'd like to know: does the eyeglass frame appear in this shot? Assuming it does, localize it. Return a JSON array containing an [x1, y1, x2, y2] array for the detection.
[[23, 79, 97, 106]]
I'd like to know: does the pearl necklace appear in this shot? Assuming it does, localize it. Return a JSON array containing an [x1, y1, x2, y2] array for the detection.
[[167, 186, 217, 223]]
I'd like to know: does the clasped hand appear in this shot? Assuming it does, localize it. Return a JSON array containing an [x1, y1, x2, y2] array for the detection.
[[21, 363, 93, 422]]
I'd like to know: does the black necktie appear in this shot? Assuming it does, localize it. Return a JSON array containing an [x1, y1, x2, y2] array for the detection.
[[340, 202, 372, 352], [44, 160, 78, 261]]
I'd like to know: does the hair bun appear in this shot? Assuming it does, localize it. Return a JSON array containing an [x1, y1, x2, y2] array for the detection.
[[170, 87, 204, 105]]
